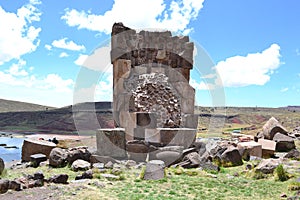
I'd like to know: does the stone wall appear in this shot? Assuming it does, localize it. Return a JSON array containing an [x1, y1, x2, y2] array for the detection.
[[109, 23, 197, 146]]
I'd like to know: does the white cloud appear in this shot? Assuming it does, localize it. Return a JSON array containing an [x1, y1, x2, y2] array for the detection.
[[45, 44, 52, 51], [0, 59, 74, 106], [52, 38, 85, 51], [6, 59, 28, 76], [74, 45, 111, 72], [298, 73, 300, 77], [280, 87, 288, 92], [74, 54, 89, 66], [59, 52, 69, 58], [190, 78, 215, 90], [0, 0, 41, 65], [61, 0, 204, 34], [296, 49, 300, 56], [215, 44, 281, 87]]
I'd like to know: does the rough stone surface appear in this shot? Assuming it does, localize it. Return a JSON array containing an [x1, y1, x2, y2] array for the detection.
[[71, 159, 91, 171], [218, 147, 243, 167], [67, 146, 91, 164], [238, 141, 262, 159], [0, 179, 9, 194], [30, 153, 47, 167], [144, 160, 165, 180], [255, 159, 281, 174], [22, 139, 56, 162], [0, 157, 4, 175], [258, 139, 276, 158], [262, 117, 288, 140], [273, 133, 295, 152], [96, 129, 126, 158], [49, 147, 68, 167], [8, 180, 21, 191], [154, 150, 181, 167], [284, 149, 300, 160], [49, 174, 69, 184]]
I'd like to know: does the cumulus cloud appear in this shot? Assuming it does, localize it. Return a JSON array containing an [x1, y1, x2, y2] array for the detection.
[[0, 0, 41, 65], [190, 78, 215, 90], [215, 44, 281, 87], [74, 45, 111, 72], [59, 52, 69, 58], [52, 38, 85, 51], [280, 87, 288, 92], [61, 0, 204, 34], [0, 59, 74, 105]]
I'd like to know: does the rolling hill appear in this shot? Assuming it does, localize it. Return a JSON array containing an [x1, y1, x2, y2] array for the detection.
[[0, 99, 54, 113], [0, 99, 299, 135]]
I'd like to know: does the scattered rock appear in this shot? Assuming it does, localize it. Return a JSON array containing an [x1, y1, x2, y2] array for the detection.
[[216, 146, 243, 167], [49, 174, 69, 184], [33, 171, 44, 181], [75, 170, 93, 180], [8, 180, 21, 191], [92, 162, 105, 169], [71, 159, 90, 171], [262, 117, 288, 140], [284, 149, 300, 160], [49, 147, 68, 167], [198, 161, 220, 172], [143, 160, 165, 180], [101, 174, 120, 181], [30, 153, 47, 167], [255, 159, 281, 174], [0, 179, 9, 194], [104, 161, 114, 169], [125, 160, 137, 168], [273, 133, 296, 152], [67, 146, 91, 164]]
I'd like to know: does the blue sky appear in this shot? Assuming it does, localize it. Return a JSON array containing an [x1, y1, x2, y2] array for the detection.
[[0, 0, 299, 107]]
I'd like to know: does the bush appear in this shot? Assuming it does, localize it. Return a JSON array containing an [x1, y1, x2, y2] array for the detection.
[[275, 164, 288, 181]]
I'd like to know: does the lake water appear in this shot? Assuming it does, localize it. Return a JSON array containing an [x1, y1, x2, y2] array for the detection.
[[0, 136, 24, 162]]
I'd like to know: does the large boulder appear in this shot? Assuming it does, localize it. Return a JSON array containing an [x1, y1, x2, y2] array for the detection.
[[67, 146, 91, 164], [0, 157, 4, 175], [273, 133, 295, 152], [143, 160, 165, 180], [155, 151, 182, 167], [22, 139, 56, 162], [178, 152, 201, 168], [262, 117, 288, 140], [215, 146, 243, 167], [49, 148, 68, 167], [71, 159, 90, 171], [255, 159, 281, 174]]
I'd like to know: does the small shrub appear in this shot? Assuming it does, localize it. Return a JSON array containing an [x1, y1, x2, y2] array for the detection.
[[275, 164, 289, 181], [139, 166, 146, 179]]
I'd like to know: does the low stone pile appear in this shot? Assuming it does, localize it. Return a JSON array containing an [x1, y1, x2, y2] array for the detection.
[[0, 171, 68, 194]]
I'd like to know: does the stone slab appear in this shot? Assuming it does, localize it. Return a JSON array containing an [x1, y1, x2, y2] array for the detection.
[[238, 141, 262, 158], [96, 128, 127, 159], [158, 128, 196, 148]]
